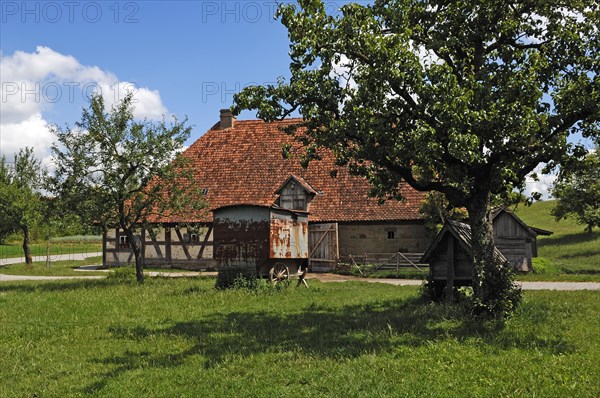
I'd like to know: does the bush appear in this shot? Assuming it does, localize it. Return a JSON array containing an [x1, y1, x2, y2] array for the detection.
[[215, 267, 288, 292], [471, 259, 522, 321], [532, 257, 562, 274], [215, 267, 256, 290]]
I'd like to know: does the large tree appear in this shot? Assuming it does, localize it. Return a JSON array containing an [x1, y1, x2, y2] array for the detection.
[[234, 0, 599, 317], [50, 94, 203, 282], [551, 140, 600, 232], [0, 148, 45, 263]]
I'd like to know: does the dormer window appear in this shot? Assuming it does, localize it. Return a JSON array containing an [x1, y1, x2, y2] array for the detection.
[[275, 175, 317, 211]]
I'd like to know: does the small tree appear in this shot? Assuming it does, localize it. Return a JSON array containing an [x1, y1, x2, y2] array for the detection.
[[0, 148, 45, 263], [234, 0, 599, 318], [551, 141, 600, 233], [50, 94, 204, 282]]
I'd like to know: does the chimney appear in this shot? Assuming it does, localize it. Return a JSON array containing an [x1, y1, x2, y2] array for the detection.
[[220, 109, 235, 129]]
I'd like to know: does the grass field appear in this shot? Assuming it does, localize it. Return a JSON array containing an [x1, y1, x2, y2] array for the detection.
[[0, 256, 106, 276], [515, 200, 600, 276], [0, 240, 102, 260], [1, 278, 599, 397]]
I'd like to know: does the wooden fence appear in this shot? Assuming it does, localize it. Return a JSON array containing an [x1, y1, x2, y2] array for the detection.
[[338, 252, 427, 276]]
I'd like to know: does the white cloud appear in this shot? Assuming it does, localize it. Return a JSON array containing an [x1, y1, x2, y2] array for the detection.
[[0, 113, 53, 161], [0, 46, 168, 163], [523, 163, 557, 200]]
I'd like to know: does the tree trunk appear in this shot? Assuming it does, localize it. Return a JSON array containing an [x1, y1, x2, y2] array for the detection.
[[124, 227, 144, 283], [467, 190, 521, 317], [22, 224, 32, 265], [466, 192, 496, 301]]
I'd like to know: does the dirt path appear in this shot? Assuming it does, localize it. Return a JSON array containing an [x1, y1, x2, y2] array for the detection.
[[306, 273, 600, 290]]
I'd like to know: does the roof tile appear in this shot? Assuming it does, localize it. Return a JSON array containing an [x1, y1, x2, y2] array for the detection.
[[160, 118, 426, 223]]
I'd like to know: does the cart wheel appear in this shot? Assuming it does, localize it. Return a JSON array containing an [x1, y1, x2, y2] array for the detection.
[[269, 263, 290, 285]]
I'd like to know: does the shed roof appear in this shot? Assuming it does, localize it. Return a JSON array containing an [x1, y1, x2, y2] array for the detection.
[[421, 220, 508, 263], [158, 118, 426, 223], [492, 207, 553, 236]]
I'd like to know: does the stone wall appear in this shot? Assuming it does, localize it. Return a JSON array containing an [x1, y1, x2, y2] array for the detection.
[[338, 222, 429, 256]]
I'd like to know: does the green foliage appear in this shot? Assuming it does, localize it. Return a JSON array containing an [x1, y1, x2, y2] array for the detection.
[[50, 93, 205, 282], [216, 268, 290, 292], [1, 280, 599, 397], [215, 267, 256, 289], [551, 142, 600, 233], [234, 0, 598, 319], [419, 191, 468, 235], [532, 257, 562, 275], [471, 259, 523, 321], [230, 273, 279, 293], [0, 148, 46, 261]]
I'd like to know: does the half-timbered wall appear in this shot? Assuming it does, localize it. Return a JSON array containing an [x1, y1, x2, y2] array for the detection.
[[103, 224, 216, 269], [103, 220, 429, 271]]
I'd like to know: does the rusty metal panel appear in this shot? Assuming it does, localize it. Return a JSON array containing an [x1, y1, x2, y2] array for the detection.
[[269, 209, 309, 259], [213, 206, 270, 268]]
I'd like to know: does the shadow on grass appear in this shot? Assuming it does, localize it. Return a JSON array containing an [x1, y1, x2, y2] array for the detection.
[[538, 231, 600, 248], [86, 296, 573, 394]]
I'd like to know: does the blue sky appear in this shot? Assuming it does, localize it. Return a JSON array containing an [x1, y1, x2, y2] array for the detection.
[[1, 1, 311, 157], [1, 0, 584, 199]]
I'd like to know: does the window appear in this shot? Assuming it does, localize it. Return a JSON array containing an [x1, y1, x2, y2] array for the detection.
[[118, 235, 129, 248], [387, 231, 395, 239], [184, 233, 199, 243]]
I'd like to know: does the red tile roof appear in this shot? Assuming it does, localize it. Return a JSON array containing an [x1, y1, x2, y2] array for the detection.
[[162, 118, 426, 223]]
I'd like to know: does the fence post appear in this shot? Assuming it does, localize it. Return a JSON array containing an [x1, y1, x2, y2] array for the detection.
[[396, 252, 399, 277], [45, 240, 50, 268]]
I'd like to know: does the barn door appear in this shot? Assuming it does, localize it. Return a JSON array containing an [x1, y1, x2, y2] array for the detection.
[[308, 223, 339, 272]]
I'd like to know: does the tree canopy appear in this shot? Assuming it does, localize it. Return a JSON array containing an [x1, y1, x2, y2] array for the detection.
[[50, 94, 203, 282], [234, 0, 599, 318], [552, 140, 600, 232], [0, 148, 45, 263]]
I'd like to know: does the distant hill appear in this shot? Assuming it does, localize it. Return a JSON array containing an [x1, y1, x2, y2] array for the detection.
[[514, 200, 600, 274]]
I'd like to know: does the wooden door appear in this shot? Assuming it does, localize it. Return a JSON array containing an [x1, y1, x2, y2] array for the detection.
[[308, 223, 339, 271]]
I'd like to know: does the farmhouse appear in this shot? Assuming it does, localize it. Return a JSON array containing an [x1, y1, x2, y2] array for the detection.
[[103, 110, 429, 271]]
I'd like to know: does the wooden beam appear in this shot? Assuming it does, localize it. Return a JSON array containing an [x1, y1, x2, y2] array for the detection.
[[198, 225, 213, 259], [174, 227, 192, 260], [166, 228, 172, 264]]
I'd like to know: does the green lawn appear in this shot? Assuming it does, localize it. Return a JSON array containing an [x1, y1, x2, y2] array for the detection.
[[1, 278, 599, 397], [515, 200, 600, 275], [0, 256, 106, 277], [0, 241, 102, 260]]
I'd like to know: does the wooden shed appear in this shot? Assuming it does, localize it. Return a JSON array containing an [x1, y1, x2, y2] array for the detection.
[[212, 175, 314, 281], [421, 220, 508, 300], [492, 208, 553, 272]]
